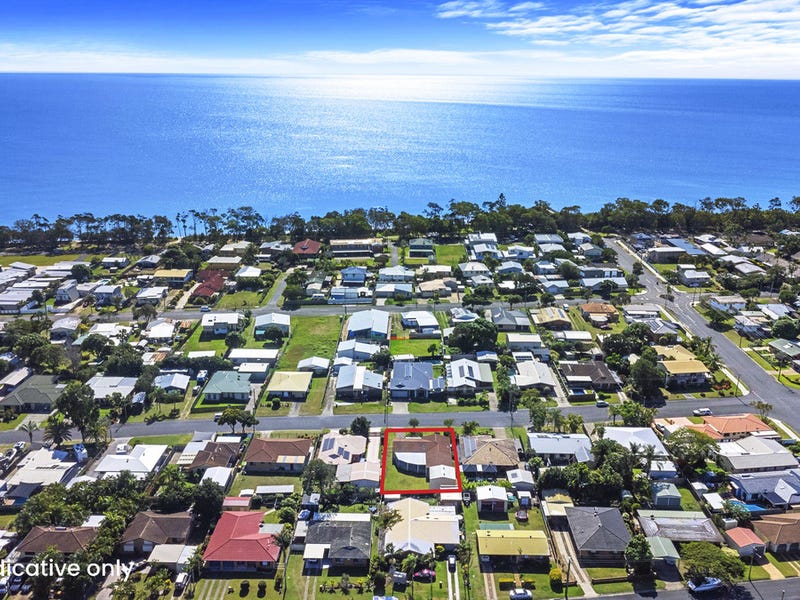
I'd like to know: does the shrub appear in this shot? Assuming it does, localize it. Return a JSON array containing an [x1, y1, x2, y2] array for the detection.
[[497, 579, 516, 590], [549, 567, 563, 591], [274, 573, 283, 591], [258, 580, 267, 593]]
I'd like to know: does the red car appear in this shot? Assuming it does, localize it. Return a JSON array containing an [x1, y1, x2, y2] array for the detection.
[[413, 569, 436, 582]]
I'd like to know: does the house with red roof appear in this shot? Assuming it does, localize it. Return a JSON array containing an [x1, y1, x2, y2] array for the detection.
[[724, 527, 766, 557], [203, 511, 281, 572], [293, 239, 322, 258]]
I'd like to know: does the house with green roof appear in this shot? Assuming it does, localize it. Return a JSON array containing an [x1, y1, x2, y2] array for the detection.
[[203, 371, 251, 403], [0, 374, 65, 412]]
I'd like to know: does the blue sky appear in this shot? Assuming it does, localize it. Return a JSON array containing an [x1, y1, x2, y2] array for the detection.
[[1, 0, 799, 77]]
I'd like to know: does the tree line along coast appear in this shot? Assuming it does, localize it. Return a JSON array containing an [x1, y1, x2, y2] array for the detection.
[[5, 194, 800, 252]]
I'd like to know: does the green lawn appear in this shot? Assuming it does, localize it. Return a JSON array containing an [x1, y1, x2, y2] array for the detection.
[[506, 427, 529, 449], [382, 432, 432, 491], [679, 487, 702, 511], [408, 400, 485, 413], [181, 325, 228, 355], [216, 290, 264, 309], [0, 413, 26, 431], [389, 338, 439, 356], [745, 349, 777, 371], [745, 564, 771, 581], [0, 253, 83, 267], [434, 244, 467, 266], [129, 434, 193, 448], [333, 401, 390, 415], [0, 513, 17, 528], [493, 567, 584, 600], [299, 377, 328, 416], [767, 552, 799, 577], [276, 316, 341, 370], [229, 474, 300, 496]]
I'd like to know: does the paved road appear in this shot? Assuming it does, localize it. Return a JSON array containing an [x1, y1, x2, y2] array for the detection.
[[0, 393, 762, 445], [612, 577, 796, 599], [608, 239, 798, 423]]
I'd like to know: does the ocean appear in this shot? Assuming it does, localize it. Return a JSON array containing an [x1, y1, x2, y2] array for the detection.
[[1, 74, 799, 224]]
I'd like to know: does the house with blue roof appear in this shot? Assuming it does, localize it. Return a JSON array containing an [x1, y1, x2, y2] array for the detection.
[[389, 361, 444, 400], [341, 266, 368, 286], [346, 309, 391, 340]]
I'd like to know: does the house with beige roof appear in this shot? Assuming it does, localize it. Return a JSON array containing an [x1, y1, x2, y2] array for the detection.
[[244, 438, 312, 474], [266, 371, 313, 400], [318, 431, 367, 466], [459, 436, 520, 478], [753, 513, 800, 552], [383, 498, 461, 555], [658, 359, 710, 388]]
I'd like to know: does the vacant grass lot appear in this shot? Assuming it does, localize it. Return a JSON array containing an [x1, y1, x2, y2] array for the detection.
[[434, 244, 466, 266], [0, 253, 83, 267], [389, 338, 439, 356], [276, 316, 341, 370], [216, 290, 264, 309], [181, 325, 228, 355]]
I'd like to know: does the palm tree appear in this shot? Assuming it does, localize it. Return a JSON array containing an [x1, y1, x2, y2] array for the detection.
[[608, 404, 620, 425], [546, 407, 563, 433], [642, 445, 657, 474], [20, 420, 39, 444], [43, 416, 72, 447], [402, 554, 419, 595], [629, 442, 642, 466]]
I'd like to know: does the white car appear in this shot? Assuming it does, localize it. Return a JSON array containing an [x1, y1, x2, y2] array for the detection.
[[595, 400, 609, 408], [693, 408, 713, 416], [687, 577, 723, 593]]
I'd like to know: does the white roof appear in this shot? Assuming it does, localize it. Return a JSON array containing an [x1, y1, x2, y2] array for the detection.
[[297, 356, 330, 371], [476, 485, 507, 502], [227, 348, 279, 361], [255, 313, 291, 328], [6, 448, 76, 487], [94, 444, 168, 479], [603, 427, 668, 457], [347, 309, 391, 337], [235, 266, 262, 278], [401, 311, 439, 329], [87, 375, 137, 399], [200, 312, 242, 327], [200, 466, 233, 489], [512, 361, 556, 388]]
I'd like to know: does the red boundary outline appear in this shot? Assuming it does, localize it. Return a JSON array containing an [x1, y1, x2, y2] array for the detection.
[[380, 427, 463, 495]]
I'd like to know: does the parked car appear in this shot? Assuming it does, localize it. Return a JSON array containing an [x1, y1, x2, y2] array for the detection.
[[448, 555, 456, 572], [175, 572, 189, 591], [595, 399, 609, 408], [413, 569, 436, 582], [515, 510, 529, 522], [687, 578, 723, 593], [298, 509, 312, 520], [9, 575, 24, 592], [200, 306, 211, 312], [509, 588, 532, 600], [0, 577, 8, 595], [693, 408, 713, 416]]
